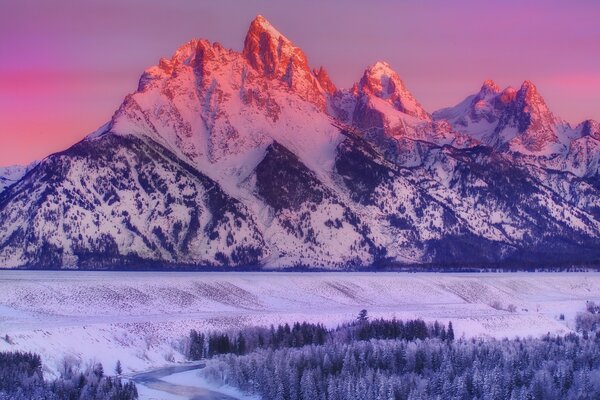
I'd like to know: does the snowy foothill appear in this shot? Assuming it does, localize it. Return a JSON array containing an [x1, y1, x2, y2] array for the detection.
[[1, 271, 599, 383]]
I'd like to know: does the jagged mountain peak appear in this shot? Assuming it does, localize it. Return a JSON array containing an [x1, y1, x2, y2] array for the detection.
[[467, 80, 502, 114], [494, 80, 567, 154], [433, 78, 567, 154], [519, 79, 537, 92], [249, 15, 285, 39], [513, 80, 558, 119], [116, 13, 339, 167], [361, 61, 400, 89], [513, 80, 559, 128], [243, 15, 302, 75], [517, 80, 545, 106], [479, 79, 501, 96], [366, 61, 395, 75], [136, 38, 226, 92], [171, 39, 216, 64], [358, 61, 430, 121], [242, 15, 327, 109], [313, 66, 337, 95]]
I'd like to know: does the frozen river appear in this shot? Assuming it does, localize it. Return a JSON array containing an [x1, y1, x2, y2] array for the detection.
[[131, 363, 243, 400]]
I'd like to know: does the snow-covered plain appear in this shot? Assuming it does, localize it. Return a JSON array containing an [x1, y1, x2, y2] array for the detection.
[[0, 271, 599, 380]]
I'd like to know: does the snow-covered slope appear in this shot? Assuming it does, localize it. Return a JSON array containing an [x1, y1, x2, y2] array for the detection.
[[560, 120, 600, 176], [432, 80, 505, 144], [2, 15, 600, 269], [0, 135, 267, 268], [334, 134, 600, 265], [1, 271, 598, 377], [0, 163, 35, 194]]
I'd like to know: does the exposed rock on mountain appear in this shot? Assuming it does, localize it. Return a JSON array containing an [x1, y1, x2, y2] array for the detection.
[[0, 134, 266, 268], [434, 80, 573, 156]]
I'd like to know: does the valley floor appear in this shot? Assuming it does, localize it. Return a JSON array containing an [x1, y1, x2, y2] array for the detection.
[[0, 271, 598, 388]]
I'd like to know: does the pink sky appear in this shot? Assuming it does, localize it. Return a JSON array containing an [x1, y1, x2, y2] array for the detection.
[[1, 0, 599, 165]]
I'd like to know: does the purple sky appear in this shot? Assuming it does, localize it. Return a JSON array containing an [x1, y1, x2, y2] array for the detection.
[[1, 0, 599, 165]]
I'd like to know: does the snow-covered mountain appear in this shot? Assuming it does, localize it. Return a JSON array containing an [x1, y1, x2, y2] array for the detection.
[[432, 81, 599, 171], [1, 15, 600, 269], [433, 80, 574, 154]]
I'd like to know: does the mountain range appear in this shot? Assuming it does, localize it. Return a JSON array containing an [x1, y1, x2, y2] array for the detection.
[[1, 15, 600, 270]]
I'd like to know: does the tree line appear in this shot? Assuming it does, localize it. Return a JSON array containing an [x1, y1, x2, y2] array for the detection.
[[187, 314, 454, 360], [200, 330, 600, 400], [0, 351, 137, 400]]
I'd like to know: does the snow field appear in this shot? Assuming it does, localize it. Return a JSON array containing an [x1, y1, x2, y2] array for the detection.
[[1, 271, 599, 378]]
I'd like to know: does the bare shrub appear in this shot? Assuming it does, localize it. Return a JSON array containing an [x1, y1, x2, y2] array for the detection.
[[58, 355, 81, 379], [576, 312, 600, 332], [586, 301, 600, 314]]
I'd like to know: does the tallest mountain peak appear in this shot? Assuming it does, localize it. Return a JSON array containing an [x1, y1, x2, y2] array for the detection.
[[243, 15, 303, 77], [247, 15, 288, 43], [242, 15, 327, 109]]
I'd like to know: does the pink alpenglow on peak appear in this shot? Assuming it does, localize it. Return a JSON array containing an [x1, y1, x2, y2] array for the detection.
[[243, 15, 293, 76], [358, 61, 431, 121], [313, 66, 337, 96], [434, 79, 570, 155], [498, 86, 518, 105], [4, 13, 600, 270], [3, 3, 600, 167], [109, 14, 350, 171], [479, 80, 501, 96], [242, 15, 328, 109], [137, 39, 226, 92]]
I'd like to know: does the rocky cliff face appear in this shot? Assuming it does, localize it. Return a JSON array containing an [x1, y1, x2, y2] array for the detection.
[[2, 16, 600, 269]]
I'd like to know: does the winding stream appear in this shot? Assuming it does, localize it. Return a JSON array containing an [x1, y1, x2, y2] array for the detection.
[[132, 363, 240, 400]]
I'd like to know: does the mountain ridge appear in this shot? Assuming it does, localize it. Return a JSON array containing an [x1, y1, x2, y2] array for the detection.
[[2, 15, 600, 270]]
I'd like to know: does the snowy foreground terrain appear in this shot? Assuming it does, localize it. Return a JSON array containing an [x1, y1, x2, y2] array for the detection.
[[1, 271, 599, 396]]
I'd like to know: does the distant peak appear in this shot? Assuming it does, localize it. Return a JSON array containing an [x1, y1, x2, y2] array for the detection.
[[360, 61, 400, 94], [479, 79, 500, 95], [516, 80, 551, 111], [519, 81, 541, 100], [366, 61, 396, 77], [372, 60, 392, 68], [360, 61, 402, 91], [358, 61, 430, 120], [520, 80, 537, 90]]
